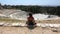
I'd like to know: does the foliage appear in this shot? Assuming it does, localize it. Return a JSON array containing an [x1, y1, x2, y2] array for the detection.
[[1, 4, 60, 16]]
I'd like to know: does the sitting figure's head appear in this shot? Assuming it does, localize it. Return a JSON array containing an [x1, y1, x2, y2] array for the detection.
[[29, 13, 32, 17]]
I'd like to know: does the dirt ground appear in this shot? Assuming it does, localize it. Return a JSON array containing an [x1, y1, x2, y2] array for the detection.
[[0, 26, 60, 34], [0, 18, 60, 34]]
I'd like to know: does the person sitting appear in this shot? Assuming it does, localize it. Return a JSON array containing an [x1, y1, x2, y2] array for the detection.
[[26, 13, 36, 26]]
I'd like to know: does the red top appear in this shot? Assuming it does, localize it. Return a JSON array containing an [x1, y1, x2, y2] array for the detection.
[[27, 16, 34, 21]]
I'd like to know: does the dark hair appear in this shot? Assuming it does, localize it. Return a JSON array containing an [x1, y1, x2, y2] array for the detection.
[[29, 13, 32, 16]]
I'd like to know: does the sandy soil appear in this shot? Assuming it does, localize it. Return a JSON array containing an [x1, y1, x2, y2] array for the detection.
[[0, 16, 60, 34], [0, 26, 60, 34]]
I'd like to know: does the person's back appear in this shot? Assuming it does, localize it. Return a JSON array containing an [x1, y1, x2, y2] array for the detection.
[[27, 16, 34, 22], [27, 13, 34, 22]]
